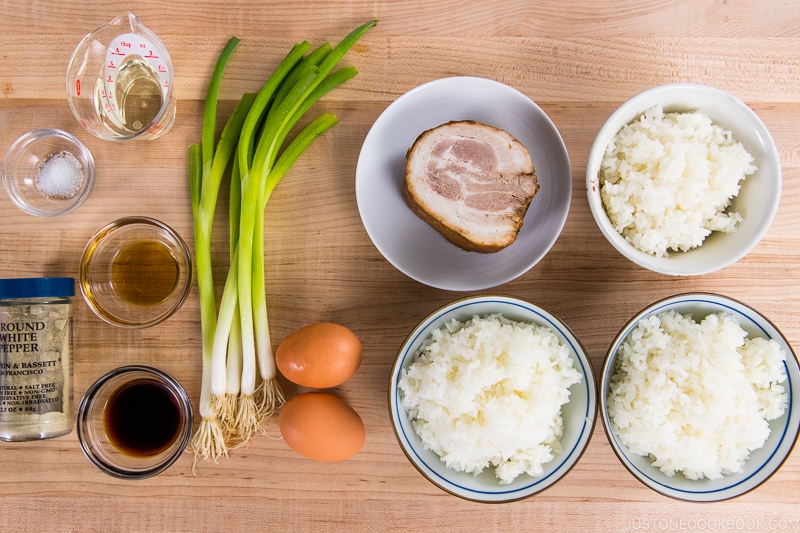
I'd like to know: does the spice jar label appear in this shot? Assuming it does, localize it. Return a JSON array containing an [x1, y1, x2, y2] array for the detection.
[[0, 305, 71, 422]]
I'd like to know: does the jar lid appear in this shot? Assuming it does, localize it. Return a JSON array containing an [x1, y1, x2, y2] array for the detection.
[[0, 277, 75, 299]]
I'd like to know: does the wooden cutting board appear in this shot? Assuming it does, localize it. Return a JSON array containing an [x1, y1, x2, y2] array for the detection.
[[0, 0, 798, 530]]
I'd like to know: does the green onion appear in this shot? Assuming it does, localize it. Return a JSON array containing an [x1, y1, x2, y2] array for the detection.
[[248, 21, 377, 423], [189, 36, 244, 461], [190, 21, 377, 460]]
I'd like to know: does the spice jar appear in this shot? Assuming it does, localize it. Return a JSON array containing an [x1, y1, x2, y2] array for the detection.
[[0, 277, 74, 441]]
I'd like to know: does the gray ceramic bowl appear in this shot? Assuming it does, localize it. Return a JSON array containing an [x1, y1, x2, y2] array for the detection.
[[357, 77, 571, 291]]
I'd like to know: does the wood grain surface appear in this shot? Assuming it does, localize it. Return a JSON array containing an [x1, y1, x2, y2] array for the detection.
[[1, 1, 798, 531]]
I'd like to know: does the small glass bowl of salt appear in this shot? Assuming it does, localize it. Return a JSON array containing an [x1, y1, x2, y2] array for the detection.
[[2, 128, 95, 217]]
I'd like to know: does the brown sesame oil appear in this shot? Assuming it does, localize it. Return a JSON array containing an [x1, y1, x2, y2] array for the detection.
[[110, 239, 179, 307]]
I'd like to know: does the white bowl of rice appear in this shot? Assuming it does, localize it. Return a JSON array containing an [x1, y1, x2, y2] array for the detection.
[[389, 295, 597, 503], [600, 293, 800, 501], [586, 83, 781, 276]]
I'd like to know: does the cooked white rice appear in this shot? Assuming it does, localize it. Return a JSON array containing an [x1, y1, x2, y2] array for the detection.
[[398, 313, 582, 485], [607, 311, 788, 480], [600, 104, 757, 257]]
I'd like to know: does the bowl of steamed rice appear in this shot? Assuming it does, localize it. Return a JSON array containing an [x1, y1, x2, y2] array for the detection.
[[600, 293, 800, 501], [389, 295, 597, 503], [586, 83, 781, 276]]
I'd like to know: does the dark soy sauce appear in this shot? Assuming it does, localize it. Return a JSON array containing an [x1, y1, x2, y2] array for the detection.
[[104, 379, 181, 457]]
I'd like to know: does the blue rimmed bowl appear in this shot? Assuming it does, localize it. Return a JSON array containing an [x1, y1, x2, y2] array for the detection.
[[388, 294, 597, 503], [600, 293, 800, 502]]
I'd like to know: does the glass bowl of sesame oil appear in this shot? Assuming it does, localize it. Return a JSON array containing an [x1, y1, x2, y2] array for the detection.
[[2, 128, 95, 217], [80, 217, 192, 328]]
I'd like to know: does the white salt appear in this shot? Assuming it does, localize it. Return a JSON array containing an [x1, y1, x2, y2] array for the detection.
[[35, 152, 84, 199]]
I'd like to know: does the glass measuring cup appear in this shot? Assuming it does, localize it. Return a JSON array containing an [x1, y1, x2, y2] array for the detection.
[[66, 13, 176, 141]]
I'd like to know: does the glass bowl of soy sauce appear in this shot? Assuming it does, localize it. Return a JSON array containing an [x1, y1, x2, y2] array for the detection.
[[80, 216, 192, 328], [77, 366, 193, 479]]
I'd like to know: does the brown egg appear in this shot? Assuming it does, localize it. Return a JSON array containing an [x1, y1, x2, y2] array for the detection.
[[276, 322, 362, 388], [278, 392, 365, 461]]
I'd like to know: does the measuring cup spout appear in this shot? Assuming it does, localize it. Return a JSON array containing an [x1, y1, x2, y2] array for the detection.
[[117, 12, 141, 28], [106, 12, 150, 35]]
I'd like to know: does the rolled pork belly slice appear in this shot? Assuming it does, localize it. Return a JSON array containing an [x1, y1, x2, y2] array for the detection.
[[404, 121, 539, 253]]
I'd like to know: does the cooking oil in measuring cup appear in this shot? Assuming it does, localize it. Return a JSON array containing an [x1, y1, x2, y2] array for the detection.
[[94, 35, 168, 135], [67, 14, 176, 141]]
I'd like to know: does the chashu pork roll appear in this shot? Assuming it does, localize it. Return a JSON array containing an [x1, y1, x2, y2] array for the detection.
[[404, 120, 539, 253]]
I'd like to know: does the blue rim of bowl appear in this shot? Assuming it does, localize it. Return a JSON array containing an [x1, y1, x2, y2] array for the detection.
[[389, 294, 597, 503], [599, 292, 800, 501]]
